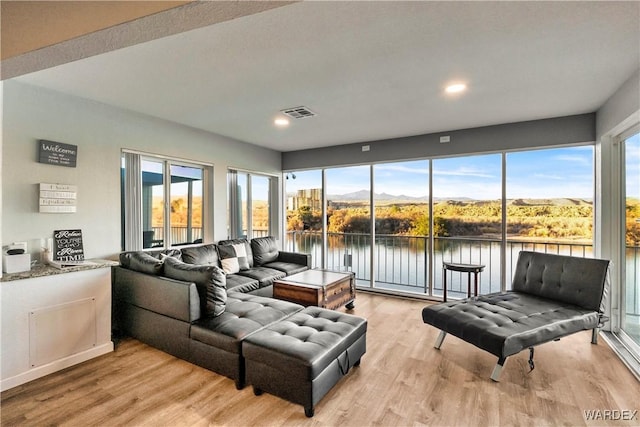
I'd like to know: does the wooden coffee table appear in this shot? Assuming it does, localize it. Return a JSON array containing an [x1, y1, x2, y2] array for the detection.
[[273, 269, 356, 310]]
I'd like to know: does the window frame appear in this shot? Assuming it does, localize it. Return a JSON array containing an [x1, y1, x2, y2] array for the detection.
[[227, 168, 279, 240], [121, 150, 213, 251]]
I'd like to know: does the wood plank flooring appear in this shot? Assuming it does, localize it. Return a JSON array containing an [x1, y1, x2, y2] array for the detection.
[[2, 292, 639, 426]]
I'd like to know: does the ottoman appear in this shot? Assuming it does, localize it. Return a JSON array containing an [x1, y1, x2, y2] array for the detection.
[[243, 306, 367, 417]]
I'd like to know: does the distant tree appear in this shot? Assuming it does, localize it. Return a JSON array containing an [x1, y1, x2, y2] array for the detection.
[[410, 214, 430, 236]]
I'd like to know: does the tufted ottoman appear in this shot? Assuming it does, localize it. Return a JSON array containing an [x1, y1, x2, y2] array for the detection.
[[242, 306, 367, 417]]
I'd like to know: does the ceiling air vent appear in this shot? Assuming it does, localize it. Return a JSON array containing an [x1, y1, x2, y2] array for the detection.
[[281, 106, 317, 119]]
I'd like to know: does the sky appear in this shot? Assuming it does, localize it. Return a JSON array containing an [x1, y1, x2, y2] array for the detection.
[[286, 144, 640, 200]]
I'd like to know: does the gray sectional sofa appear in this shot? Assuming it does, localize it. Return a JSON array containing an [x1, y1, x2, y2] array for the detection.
[[112, 236, 311, 387], [112, 236, 367, 416]]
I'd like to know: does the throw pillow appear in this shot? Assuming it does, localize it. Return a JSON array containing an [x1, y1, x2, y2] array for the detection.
[[217, 243, 250, 274], [163, 257, 227, 317], [127, 252, 164, 275], [218, 239, 254, 268], [180, 244, 219, 265], [251, 236, 279, 266]]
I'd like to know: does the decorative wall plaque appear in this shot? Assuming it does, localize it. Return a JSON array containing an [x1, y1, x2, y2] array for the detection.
[[39, 183, 77, 213], [53, 229, 85, 262], [38, 140, 77, 168]]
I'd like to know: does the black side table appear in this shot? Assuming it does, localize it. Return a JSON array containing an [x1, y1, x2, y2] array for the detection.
[[442, 262, 485, 302]]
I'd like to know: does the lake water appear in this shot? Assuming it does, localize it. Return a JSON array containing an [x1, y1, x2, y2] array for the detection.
[[285, 232, 639, 317]]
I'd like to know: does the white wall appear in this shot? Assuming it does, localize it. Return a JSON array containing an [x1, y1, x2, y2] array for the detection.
[[1, 81, 281, 259], [596, 69, 640, 139]]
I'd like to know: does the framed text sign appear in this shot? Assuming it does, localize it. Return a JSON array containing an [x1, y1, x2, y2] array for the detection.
[[53, 229, 85, 262], [38, 140, 77, 168], [39, 183, 77, 213]]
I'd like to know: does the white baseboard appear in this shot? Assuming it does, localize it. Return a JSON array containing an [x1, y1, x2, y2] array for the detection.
[[1, 342, 113, 392]]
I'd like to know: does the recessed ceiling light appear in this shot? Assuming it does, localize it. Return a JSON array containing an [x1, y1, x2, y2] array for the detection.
[[274, 118, 290, 127], [445, 83, 467, 94]]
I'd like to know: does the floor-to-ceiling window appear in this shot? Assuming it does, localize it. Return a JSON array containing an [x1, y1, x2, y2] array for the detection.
[[505, 146, 594, 287], [325, 166, 371, 284], [433, 154, 503, 298], [373, 160, 430, 294], [283, 144, 595, 298], [285, 170, 323, 265]]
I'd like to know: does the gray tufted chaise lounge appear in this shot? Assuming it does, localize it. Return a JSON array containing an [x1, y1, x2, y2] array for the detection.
[[422, 251, 610, 381]]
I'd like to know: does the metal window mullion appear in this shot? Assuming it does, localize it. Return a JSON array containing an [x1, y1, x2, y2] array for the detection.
[[246, 174, 253, 239], [321, 169, 327, 269], [501, 152, 507, 292], [164, 161, 171, 247], [370, 165, 375, 289], [428, 159, 434, 297]]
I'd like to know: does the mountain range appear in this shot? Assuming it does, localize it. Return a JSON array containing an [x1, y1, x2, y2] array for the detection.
[[314, 190, 592, 205]]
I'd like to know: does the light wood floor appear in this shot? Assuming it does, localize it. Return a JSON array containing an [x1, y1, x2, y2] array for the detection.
[[2, 292, 639, 426]]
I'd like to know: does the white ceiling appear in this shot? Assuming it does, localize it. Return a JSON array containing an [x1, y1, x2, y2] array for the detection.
[[14, 1, 640, 152]]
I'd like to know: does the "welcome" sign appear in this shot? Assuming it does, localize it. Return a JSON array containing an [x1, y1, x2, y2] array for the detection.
[[38, 140, 77, 168]]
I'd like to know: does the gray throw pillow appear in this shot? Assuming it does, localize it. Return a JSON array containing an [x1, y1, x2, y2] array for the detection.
[[180, 244, 219, 265], [163, 257, 227, 317], [251, 236, 279, 266], [126, 252, 164, 275]]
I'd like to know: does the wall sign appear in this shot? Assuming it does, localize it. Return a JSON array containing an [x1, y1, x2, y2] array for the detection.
[[38, 140, 77, 168], [39, 183, 77, 213], [53, 229, 85, 262]]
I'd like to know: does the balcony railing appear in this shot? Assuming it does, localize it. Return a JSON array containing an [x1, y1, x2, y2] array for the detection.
[[150, 226, 203, 246], [285, 231, 640, 322], [149, 227, 269, 247]]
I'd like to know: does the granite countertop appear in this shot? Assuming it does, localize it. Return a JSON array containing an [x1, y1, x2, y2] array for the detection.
[[1, 259, 118, 282]]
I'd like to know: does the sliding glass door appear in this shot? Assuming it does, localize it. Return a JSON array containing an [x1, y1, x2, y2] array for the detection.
[[622, 132, 640, 350]]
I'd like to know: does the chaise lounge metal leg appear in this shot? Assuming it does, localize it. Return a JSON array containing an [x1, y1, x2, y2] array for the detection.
[[591, 328, 598, 344], [434, 330, 447, 349], [490, 357, 507, 382]]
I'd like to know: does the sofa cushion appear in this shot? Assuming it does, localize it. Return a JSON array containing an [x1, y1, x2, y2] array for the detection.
[[180, 244, 219, 266], [164, 257, 227, 317], [236, 267, 286, 287], [218, 243, 250, 274], [126, 252, 164, 275], [263, 261, 308, 276], [226, 274, 260, 293], [218, 239, 254, 268], [190, 293, 304, 354], [251, 236, 279, 266], [227, 274, 260, 293]]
